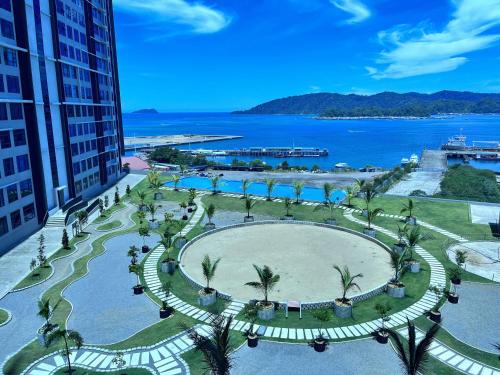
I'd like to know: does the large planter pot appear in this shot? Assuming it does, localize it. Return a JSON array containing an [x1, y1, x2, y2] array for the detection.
[[161, 260, 176, 274], [393, 243, 406, 255], [448, 293, 459, 304], [451, 278, 461, 285], [198, 289, 217, 306], [280, 215, 295, 221], [405, 216, 417, 225], [142, 245, 150, 253], [363, 228, 376, 237], [154, 192, 163, 200], [376, 331, 389, 344], [176, 238, 187, 249], [247, 334, 258, 348], [407, 261, 420, 273], [37, 324, 59, 346], [133, 285, 144, 295], [333, 299, 353, 318], [257, 302, 275, 320], [387, 283, 405, 298], [149, 220, 160, 229], [204, 222, 216, 231], [182, 214, 188, 221], [187, 207, 194, 213], [313, 339, 327, 352], [244, 216, 254, 223], [160, 308, 173, 319], [324, 219, 337, 225], [429, 310, 442, 323]]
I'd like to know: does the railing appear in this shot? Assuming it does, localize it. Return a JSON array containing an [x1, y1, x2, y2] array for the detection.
[[62, 196, 83, 212], [64, 201, 88, 226]]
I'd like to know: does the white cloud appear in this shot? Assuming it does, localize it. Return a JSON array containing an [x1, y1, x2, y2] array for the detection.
[[113, 0, 231, 35], [309, 85, 322, 93], [330, 0, 371, 24], [369, 0, 500, 79]]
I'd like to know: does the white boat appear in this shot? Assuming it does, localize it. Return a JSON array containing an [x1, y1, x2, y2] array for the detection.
[[400, 158, 409, 165], [409, 154, 419, 164], [335, 162, 350, 169]]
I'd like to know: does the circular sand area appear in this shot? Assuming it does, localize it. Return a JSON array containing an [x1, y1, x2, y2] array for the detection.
[[180, 223, 393, 303]]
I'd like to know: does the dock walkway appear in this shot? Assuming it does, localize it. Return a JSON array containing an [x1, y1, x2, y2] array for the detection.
[[419, 150, 448, 171]]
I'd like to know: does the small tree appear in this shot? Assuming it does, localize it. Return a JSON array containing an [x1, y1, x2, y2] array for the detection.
[[38, 297, 54, 332], [75, 210, 88, 234], [37, 234, 47, 268], [375, 302, 392, 334], [147, 203, 158, 222], [202, 255, 221, 293], [333, 265, 363, 303], [401, 198, 415, 218], [112, 352, 126, 369], [245, 264, 280, 306], [242, 179, 251, 199], [104, 195, 109, 209], [128, 263, 143, 286], [180, 201, 188, 217], [404, 225, 432, 261], [284, 197, 293, 217], [293, 181, 304, 204], [211, 176, 220, 195], [265, 179, 276, 201], [98, 199, 105, 217], [139, 226, 150, 247], [46, 329, 83, 374], [172, 175, 181, 191], [455, 249, 468, 268], [322, 183, 334, 204], [125, 184, 131, 197], [346, 185, 355, 207], [312, 309, 332, 338], [127, 246, 139, 265], [314, 201, 337, 222], [389, 248, 407, 286], [363, 183, 377, 210], [137, 210, 146, 224], [136, 190, 146, 208], [161, 280, 172, 302], [61, 229, 70, 250], [397, 224, 409, 246], [366, 207, 384, 230], [114, 186, 120, 205], [188, 188, 196, 205], [30, 258, 38, 276], [428, 285, 444, 313], [207, 203, 216, 224], [244, 197, 256, 218]]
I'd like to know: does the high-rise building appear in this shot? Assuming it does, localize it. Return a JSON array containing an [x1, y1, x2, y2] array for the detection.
[[0, 0, 123, 253]]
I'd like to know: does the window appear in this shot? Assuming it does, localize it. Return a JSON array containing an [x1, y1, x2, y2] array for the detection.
[[23, 203, 35, 221], [0, 0, 11, 12], [73, 162, 80, 175], [19, 178, 32, 197], [3, 48, 16, 66], [0, 103, 6, 120], [16, 154, 29, 172], [13, 129, 26, 146], [10, 210, 21, 229], [3, 157, 14, 175], [6, 75, 20, 93], [0, 188, 3, 207], [0, 216, 7, 237], [0, 18, 14, 39], [6, 183, 17, 203], [71, 143, 78, 156], [0, 130, 10, 148], [10, 103, 22, 119], [0, 74, 4, 92]]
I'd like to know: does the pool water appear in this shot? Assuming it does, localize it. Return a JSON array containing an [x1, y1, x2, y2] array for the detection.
[[165, 176, 346, 203]]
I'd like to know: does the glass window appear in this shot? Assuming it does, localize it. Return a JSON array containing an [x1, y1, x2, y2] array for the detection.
[[0, 130, 10, 148], [3, 157, 14, 175], [9, 103, 23, 120], [6, 183, 17, 203], [0, 216, 8, 237], [0, 18, 14, 39], [71, 143, 78, 156], [16, 154, 29, 172], [23, 203, 35, 221], [3, 48, 16, 66], [0, 187, 4, 207], [0, 0, 11, 12], [10, 210, 21, 229], [0, 74, 4, 92], [19, 178, 32, 197], [6, 75, 20, 93], [13, 129, 26, 146]]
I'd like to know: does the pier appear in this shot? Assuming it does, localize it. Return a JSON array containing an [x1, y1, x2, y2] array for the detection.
[[420, 150, 448, 171], [124, 134, 243, 151], [183, 147, 329, 158]]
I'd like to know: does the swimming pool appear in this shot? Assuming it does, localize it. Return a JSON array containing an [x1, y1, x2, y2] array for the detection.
[[165, 176, 346, 203]]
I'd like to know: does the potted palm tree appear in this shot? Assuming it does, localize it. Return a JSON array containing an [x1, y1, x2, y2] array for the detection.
[[387, 248, 407, 298], [139, 226, 150, 253], [242, 304, 259, 347], [363, 207, 384, 237], [211, 176, 220, 195], [401, 198, 417, 225], [245, 264, 280, 320], [281, 197, 294, 220], [455, 249, 468, 277], [345, 185, 355, 207], [428, 284, 444, 322], [374, 302, 392, 343], [293, 181, 304, 204], [147, 203, 160, 229], [314, 201, 338, 225], [127, 246, 139, 266], [241, 179, 251, 199], [151, 178, 163, 200], [199, 255, 221, 306], [244, 197, 256, 222], [448, 266, 462, 286], [205, 203, 216, 230], [46, 328, 83, 374], [404, 225, 431, 273], [394, 224, 409, 254], [355, 179, 366, 198], [136, 190, 147, 212], [388, 319, 440, 375], [37, 298, 60, 345], [362, 183, 377, 217], [175, 234, 188, 249], [129, 264, 143, 294], [160, 236, 176, 274], [332, 265, 363, 318], [172, 175, 181, 191], [160, 281, 174, 318], [322, 182, 334, 205], [187, 188, 196, 211], [447, 283, 460, 304], [180, 201, 188, 220], [311, 309, 331, 352], [265, 179, 276, 201]]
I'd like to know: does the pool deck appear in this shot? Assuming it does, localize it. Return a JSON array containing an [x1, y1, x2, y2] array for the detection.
[[124, 134, 242, 150]]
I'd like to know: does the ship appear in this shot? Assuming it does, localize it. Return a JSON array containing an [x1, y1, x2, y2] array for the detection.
[[442, 135, 467, 150]]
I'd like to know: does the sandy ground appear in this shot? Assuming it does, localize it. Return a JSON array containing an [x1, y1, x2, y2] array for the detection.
[[386, 171, 443, 196], [217, 170, 384, 188], [447, 242, 499, 281], [470, 204, 500, 224], [181, 223, 392, 302]]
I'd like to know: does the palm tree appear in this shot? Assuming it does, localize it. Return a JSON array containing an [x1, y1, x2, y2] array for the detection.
[[46, 328, 83, 374], [404, 225, 431, 261], [455, 249, 468, 268], [265, 179, 276, 201], [389, 248, 407, 285], [75, 210, 88, 234], [363, 183, 377, 209], [284, 197, 293, 217], [38, 298, 55, 332], [147, 203, 158, 222], [388, 319, 440, 375], [333, 265, 363, 303], [211, 176, 220, 195], [207, 203, 216, 224], [346, 185, 355, 207], [401, 198, 415, 218], [139, 226, 150, 247], [366, 207, 384, 230], [151, 178, 163, 199], [188, 314, 233, 375], [314, 201, 337, 222], [159, 236, 174, 261], [127, 246, 139, 265], [293, 181, 304, 204], [245, 264, 280, 306], [202, 255, 221, 292], [241, 179, 251, 199], [355, 178, 366, 194], [244, 197, 256, 218], [161, 280, 172, 302], [172, 175, 181, 191], [147, 170, 160, 188], [322, 183, 334, 204], [136, 190, 146, 209]]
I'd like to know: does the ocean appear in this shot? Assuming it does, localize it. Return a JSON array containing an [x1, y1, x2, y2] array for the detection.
[[123, 113, 500, 171]]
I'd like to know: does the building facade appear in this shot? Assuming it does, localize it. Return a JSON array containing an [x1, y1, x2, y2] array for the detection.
[[0, 0, 123, 253]]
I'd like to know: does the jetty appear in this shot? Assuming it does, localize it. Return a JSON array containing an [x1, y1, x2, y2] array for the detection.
[[183, 147, 329, 158], [124, 134, 242, 152], [420, 150, 448, 171]]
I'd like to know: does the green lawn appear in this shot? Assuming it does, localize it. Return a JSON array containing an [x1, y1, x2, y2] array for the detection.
[[96, 220, 122, 231], [93, 202, 126, 224], [0, 308, 9, 325]]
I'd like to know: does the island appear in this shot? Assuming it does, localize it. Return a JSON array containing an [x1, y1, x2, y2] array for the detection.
[[234, 90, 500, 118], [132, 108, 159, 114]]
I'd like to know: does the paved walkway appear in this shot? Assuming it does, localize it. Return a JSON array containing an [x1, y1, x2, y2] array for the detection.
[[397, 326, 500, 375]]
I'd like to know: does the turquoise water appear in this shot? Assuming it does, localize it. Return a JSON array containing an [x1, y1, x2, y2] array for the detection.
[[165, 176, 346, 202]]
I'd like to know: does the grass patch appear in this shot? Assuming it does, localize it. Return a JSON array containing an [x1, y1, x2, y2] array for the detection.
[[93, 203, 126, 224], [0, 308, 9, 325], [96, 220, 122, 231]]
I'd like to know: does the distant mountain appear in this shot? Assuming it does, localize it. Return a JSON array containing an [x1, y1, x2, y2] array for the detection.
[[234, 91, 500, 117], [132, 108, 159, 114]]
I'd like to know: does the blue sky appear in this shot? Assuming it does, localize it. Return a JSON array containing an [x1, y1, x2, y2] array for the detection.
[[113, 0, 500, 112]]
